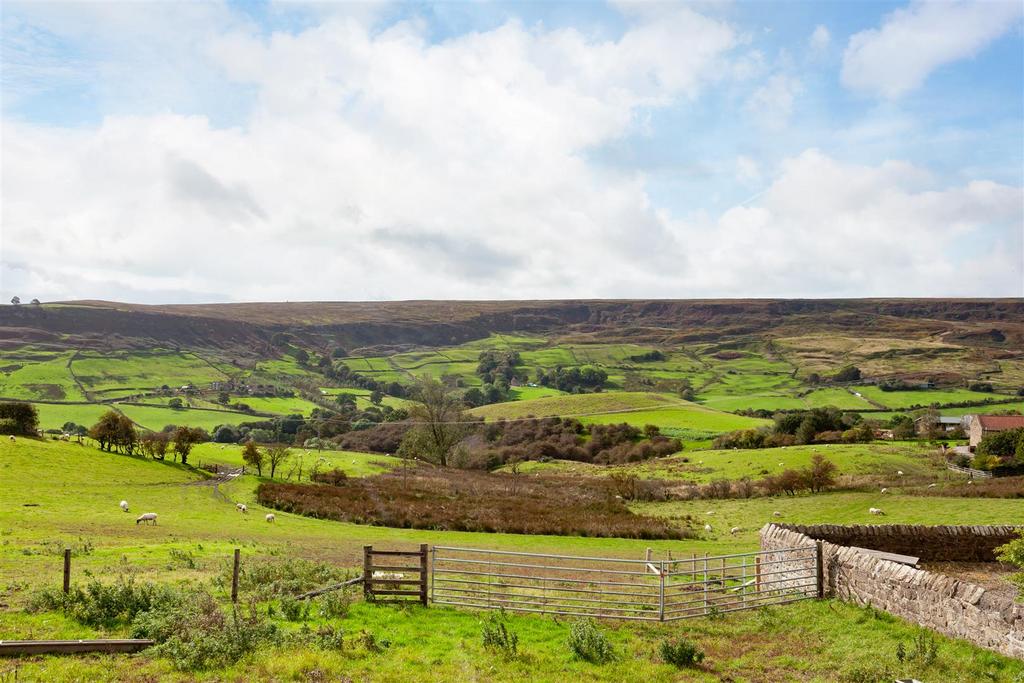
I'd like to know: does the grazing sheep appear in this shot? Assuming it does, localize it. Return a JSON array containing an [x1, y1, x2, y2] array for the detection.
[[8, 435, 14, 442], [880, 487, 888, 493], [730, 526, 741, 534], [772, 511, 781, 517], [967, 480, 974, 485], [265, 513, 275, 523], [927, 483, 937, 488], [869, 507, 885, 515], [236, 503, 247, 513], [704, 524, 713, 533], [136, 512, 158, 525], [373, 571, 403, 580], [119, 500, 129, 512], [896, 470, 904, 476], [705, 511, 714, 515], [778, 462, 784, 467]]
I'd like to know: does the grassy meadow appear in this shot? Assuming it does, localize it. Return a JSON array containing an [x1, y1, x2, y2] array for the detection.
[[1, 437, 1022, 681]]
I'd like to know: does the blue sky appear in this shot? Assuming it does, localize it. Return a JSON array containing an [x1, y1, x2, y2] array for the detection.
[[1, 0, 1022, 303]]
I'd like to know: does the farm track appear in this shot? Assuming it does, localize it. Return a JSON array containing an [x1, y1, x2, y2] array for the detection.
[[184, 466, 243, 503]]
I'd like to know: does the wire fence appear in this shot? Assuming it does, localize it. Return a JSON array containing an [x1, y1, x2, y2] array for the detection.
[[429, 544, 820, 621]]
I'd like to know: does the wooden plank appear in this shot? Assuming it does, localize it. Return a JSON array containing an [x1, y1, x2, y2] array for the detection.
[[368, 550, 426, 556], [370, 589, 423, 597], [419, 543, 428, 606], [0, 639, 154, 656], [848, 547, 919, 566], [369, 565, 420, 572], [368, 578, 423, 586]]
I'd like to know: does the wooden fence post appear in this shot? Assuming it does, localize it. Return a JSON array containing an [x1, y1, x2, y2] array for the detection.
[[815, 541, 824, 599], [63, 548, 71, 593], [231, 548, 240, 603], [419, 544, 428, 606], [363, 545, 372, 601]]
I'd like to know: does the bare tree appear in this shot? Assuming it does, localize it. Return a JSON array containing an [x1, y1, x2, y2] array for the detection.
[[266, 444, 292, 479], [397, 377, 472, 467]]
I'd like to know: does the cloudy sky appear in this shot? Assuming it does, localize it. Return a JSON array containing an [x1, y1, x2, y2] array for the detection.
[[1, 0, 1022, 303]]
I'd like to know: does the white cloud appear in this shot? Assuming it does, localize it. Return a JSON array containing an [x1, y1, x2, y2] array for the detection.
[[808, 24, 830, 52], [676, 150, 1023, 296], [735, 156, 761, 185], [1, 7, 737, 302], [745, 73, 802, 128], [842, 0, 1024, 98], [2, 6, 1021, 303]]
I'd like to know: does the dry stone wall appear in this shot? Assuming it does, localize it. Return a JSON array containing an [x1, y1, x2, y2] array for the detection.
[[760, 524, 1023, 660]]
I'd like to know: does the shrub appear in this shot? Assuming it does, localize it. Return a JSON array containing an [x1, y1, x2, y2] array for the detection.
[[29, 575, 182, 627], [317, 589, 352, 619], [279, 595, 310, 622], [660, 637, 704, 668], [567, 618, 614, 664], [996, 530, 1024, 593], [481, 612, 519, 659], [132, 593, 280, 670], [228, 557, 352, 600]]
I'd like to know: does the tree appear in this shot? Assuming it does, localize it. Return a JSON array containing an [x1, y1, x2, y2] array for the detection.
[[242, 441, 265, 476], [139, 431, 170, 460], [168, 398, 184, 409], [9, 296, 19, 305], [265, 444, 291, 478], [294, 348, 310, 364], [802, 454, 837, 493], [172, 426, 204, 465], [890, 414, 916, 440], [217, 391, 230, 404], [331, 347, 348, 359], [370, 389, 384, 406], [30, 298, 40, 305], [397, 377, 471, 467], [832, 365, 861, 383], [88, 410, 137, 454], [0, 402, 39, 436], [977, 427, 1024, 462]]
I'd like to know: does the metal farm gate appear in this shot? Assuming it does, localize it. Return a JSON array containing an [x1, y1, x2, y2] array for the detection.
[[429, 544, 821, 621]]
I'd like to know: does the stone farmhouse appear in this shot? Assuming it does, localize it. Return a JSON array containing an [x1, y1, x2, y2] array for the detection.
[[967, 414, 1024, 449]]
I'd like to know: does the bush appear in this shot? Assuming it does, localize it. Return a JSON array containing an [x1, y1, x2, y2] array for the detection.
[[132, 592, 279, 671], [228, 557, 352, 600], [316, 589, 352, 619], [481, 612, 519, 659], [660, 637, 704, 668], [279, 595, 310, 622], [567, 618, 614, 663], [996, 530, 1024, 592], [29, 575, 182, 627]]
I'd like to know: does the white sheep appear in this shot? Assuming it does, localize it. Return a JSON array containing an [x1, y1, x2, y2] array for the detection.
[[372, 571, 404, 580], [772, 511, 782, 517], [236, 503, 247, 513], [880, 487, 888, 493], [265, 513, 275, 523], [869, 507, 885, 515], [119, 500, 129, 512], [927, 483, 937, 488], [896, 470, 904, 476], [778, 462, 784, 467], [8, 435, 14, 442], [730, 526, 741, 534], [967, 480, 974, 485], [704, 524, 713, 533], [136, 512, 158, 525]]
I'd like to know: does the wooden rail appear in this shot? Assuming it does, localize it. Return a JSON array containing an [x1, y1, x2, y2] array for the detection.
[[363, 544, 428, 605], [946, 463, 993, 479], [0, 640, 154, 656]]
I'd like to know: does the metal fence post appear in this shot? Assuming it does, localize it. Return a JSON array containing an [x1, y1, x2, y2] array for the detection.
[[430, 546, 436, 606], [658, 560, 665, 621]]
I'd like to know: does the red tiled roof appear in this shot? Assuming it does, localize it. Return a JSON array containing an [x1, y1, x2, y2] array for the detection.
[[976, 415, 1024, 430]]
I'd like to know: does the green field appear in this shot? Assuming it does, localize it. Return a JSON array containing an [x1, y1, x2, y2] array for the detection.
[[511, 442, 942, 484], [31, 402, 111, 430], [70, 350, 229, 392], [468, 392, 765, 431], [854, 386, 1008, 410], [0, 351, 84, 401], [116, 404, 252, 431], [234, 396, 323, 416], [1, 439, 1021, 681], [508, 386, 566, 401]]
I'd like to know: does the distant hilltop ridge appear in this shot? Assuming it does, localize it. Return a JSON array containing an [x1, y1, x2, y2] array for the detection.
[[0, 298, 1021, 354]]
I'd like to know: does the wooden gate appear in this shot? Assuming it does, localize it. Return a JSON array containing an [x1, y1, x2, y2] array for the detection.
[[362, 544, 428, 605]]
